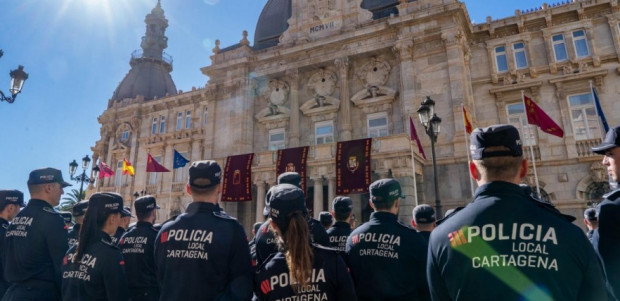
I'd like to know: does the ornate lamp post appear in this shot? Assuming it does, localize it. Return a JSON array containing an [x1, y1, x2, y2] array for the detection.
[[0, 50, 29, 104], [69, 155, 99, 201], [417, 96, 443, 218]]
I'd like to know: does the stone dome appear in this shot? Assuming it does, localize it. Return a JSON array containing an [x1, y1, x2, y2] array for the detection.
[[111, 57, 177, 102], [252, 0, 400, 50]]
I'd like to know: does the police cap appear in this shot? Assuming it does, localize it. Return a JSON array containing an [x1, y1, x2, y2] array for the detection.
[[319, 211, 333, 226], [72, 200, 88, 217], [266, 184, 306, 226], [89, 192, 123, 215], [470, 124, 523, 160], [332, 196, 353, 215], [370, 179, 404, 204], [0, 190, 24, 208], [188, 160, 222, 189], [592, 126, 620, 154], [134, 195, 160, 213], [277, 172, 302, 188], [27, 167, 72, 187], [413, 204, 436, 224]]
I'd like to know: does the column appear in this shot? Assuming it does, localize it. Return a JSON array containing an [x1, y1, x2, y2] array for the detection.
[[335, 57, 352, 140], [312, 177, 324, 218], [327, 177, 336, 206], [393, 169, 415, 224], [255, 181, 266, 223], [287, 69, 300, 147]]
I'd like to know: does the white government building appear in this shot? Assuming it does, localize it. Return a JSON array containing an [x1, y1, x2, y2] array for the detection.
[[89, 0, 619, 232]]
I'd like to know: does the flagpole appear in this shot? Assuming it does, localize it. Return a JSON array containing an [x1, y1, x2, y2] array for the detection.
[[462, 104, 475, 198], [409, 141, 419, 207], [522, 90, 541, 198]]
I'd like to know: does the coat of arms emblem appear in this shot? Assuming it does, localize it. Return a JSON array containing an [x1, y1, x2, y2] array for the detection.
[[347, 155, 359, 173], [286, 163, 296, 172]]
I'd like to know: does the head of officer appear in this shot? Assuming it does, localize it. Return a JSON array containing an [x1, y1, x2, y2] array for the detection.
[[583, 208, 598, 231], [61, 212, 74, 227], [412, 204, 436, 232], [592, 126, 620, 184], [262, 172, 303, 217], [331, 196, 354, 226], [0, 190, 24, 222], [186, 160, 222, 204], [318, 211, 333, 230], [120, 206, 133, 229], [27, 167, 72, 207], [369, 179, 404, 215], [74, 192, 123, 261], [252, 222, 262, 238], [72, 200, 88, 225], [266, 184, 312, 290], [469, 124, 527, 185], [134, 195, 160, 225]]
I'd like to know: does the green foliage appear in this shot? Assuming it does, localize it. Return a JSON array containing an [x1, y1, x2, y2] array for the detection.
[[56, 189, 85, 211]]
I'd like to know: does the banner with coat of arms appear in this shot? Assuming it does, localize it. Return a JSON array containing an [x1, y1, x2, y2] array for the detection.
[[222, 153, 254, 202], [276, 146, 309, 192], [336, 138, 371, 194]]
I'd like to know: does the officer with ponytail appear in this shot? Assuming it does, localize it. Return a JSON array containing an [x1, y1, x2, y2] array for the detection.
[[254, 184, 356, 301], [61, 192, 129, 301]]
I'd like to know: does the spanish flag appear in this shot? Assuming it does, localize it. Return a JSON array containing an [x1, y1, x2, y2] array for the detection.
[[462, 105, 474, 135], [122, 159, 135, 176]]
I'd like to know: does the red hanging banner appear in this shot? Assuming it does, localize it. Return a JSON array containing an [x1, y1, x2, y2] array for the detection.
[[276, 146, 309, 192], [336, 138, 372, 194], [222, 153, 254, 202]]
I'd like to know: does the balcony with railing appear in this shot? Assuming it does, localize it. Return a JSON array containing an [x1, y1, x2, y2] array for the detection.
[[576, 138, 602, 157]]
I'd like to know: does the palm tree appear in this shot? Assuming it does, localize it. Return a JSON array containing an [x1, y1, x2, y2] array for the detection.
[[56, 189, 85, 212]]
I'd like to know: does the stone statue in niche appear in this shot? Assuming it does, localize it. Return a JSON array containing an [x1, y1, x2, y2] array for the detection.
[[309, 0, 337, 20], [351, 57, 397, 103], [264, 79, 290, 116], [307, 68, 338, 108]]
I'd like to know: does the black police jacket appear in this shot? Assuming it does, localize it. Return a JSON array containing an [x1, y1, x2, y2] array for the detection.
[[326, 221, 352, 252], [254, 217, 329, 267], [154, 202, 252, 300], [0, 218, 10, 296], [68, 224, 81, 249], [346, 211, 430, 301], [254, 244, 357, 301], [111, 227, 125, 245], [4, 199, 69, 289], [592, 189, 620, 300], [119, 221, 158, 289], [428, 181, 608, 301], [61, 231, 129, 301]]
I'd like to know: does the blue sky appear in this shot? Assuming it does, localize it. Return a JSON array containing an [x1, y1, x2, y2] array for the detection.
[[0, 0, 546, 199]]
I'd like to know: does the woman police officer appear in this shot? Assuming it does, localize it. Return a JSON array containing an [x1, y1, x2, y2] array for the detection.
[[61, 192, 129, 301], [254, 184, 356, 300]]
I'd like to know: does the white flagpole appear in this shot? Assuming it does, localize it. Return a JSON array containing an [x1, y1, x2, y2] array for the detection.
[[409, 141, 419, 207], [462, 104, 475, 198], [522, 90, 541, 198]]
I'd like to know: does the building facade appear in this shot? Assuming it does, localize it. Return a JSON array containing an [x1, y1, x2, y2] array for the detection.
[[91, 0, 620, 232]]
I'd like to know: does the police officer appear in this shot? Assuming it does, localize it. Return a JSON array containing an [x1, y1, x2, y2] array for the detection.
[[2, 168, 70, 301], [427, 125, 607, 300], [319, 211, 333, 230], [0, 190, 24, 297], [583, 208, 598, 241], [326, 196, 354, 252], [61, 192, 129, 301], [111, 206, 132, 245], [346, 178, 430, 301], [154, 160, 252, 300], [411, 204, 436, 243], [119, 195, 160, 301], [249, 222, 262, 269], [254, 184, 356, 300], [591, 125, 620, 299], [68, 200, 88, 249], [254, 172, 329, 266]]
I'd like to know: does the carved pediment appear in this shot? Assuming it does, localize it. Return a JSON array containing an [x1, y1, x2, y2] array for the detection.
[[255, 79, 290, 120], [256, 112, 290, 130], [300, 97, 340, 117]]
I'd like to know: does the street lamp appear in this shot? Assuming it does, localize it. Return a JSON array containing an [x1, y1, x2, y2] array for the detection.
[[69, 155, 99, 201], [0, 50, 29, 104], [417, 96, 443, 218]]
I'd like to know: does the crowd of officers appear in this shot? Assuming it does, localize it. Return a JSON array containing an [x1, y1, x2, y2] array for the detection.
[[0, 123, 619, 300]]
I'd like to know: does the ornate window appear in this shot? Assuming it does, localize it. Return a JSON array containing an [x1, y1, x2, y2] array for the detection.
[[367, 112, 389, 138], [568, 93, 601, 141], [121, 130, 129, 142], [159, 116, 166, 134], [572, 30, 589, 58], [552, 34, 568, 62], [268, 129, 286, 150], [185, 110, 192, 129], [151, 117, 158, 135], [506, 103, 537, 146], [176, 112, 183, 130], [495, 46, 508, 72], [513, 42, 528, 69], [315, 121, 334, 144]]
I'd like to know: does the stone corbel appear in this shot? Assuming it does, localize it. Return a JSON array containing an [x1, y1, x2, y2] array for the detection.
[[392, 38, 414, 61]]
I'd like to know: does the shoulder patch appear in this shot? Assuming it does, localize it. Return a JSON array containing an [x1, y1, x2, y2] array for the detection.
[[603, 189, 620, 201], [43, 207, 59, 214], [213, 211, 236, 220]]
